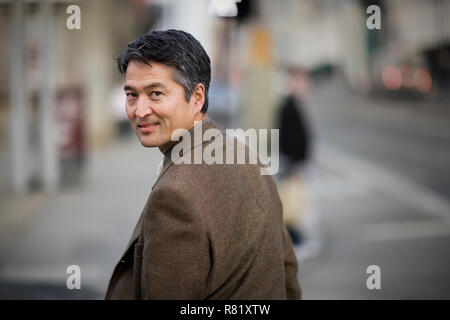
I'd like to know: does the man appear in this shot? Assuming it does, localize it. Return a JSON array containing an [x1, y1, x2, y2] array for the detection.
[[105, 29, 301, 299]]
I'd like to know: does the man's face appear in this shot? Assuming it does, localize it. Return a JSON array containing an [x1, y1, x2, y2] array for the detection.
[[124, 61, 202, 151]]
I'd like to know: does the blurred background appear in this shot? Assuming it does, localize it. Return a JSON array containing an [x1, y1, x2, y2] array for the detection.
[[0, 0, 449, 299]]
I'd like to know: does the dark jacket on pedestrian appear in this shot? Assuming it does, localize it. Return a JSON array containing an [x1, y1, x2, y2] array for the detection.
[[278, 95, 311, 165]]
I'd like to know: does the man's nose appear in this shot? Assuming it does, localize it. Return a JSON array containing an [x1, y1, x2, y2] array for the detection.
[[135, 97, 153, 118]]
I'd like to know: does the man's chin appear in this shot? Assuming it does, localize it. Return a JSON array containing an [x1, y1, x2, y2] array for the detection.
[[135, 132, 170, 150], [137, 136, 159, 148], [139, 140, 159, 148]]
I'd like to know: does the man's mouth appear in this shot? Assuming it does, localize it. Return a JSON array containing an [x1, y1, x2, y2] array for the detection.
[[138, 122, 160, 133]]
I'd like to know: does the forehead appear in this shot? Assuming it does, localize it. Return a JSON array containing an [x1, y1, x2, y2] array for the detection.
[[125, 61, 176, 87]]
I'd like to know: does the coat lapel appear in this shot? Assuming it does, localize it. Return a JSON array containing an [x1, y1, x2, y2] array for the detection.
[[151, 118, 219, 190]]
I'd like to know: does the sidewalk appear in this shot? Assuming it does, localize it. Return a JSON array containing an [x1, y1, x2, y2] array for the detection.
[[0, 136, 162, 299]]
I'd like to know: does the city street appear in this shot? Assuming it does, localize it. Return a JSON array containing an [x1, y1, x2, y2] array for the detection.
[[298, 84, 450, 299], [0, 85, 449, 299]]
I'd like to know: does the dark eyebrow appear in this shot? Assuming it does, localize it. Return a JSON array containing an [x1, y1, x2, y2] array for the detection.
[[124, 82, 168, 92], [123, 85, 135, 92]]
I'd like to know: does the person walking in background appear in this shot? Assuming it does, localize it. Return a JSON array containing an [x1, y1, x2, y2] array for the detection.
[[276, 66, 313, 248], [278, 66, 312, 175]]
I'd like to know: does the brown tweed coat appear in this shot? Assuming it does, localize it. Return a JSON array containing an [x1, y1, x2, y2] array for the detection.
[[105, 119, 301, 299]]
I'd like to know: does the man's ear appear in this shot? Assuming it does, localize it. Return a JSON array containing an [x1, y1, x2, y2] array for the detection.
[[192, 83, 205, 113]]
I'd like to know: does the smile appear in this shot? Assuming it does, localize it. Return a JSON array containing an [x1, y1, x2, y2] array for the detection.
[[138, 122, 160, 133]]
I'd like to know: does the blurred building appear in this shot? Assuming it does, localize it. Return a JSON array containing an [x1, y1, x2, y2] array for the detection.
[[0, 0, 163, 194], [1, 0, 449, 195]]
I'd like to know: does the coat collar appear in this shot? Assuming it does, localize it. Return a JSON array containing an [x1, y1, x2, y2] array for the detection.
[[151, 118, 219, 190]]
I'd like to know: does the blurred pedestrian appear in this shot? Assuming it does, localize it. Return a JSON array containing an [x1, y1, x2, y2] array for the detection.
[[276, 66, 313, 247], [278, 66, 312, 175], [104, 30, 301, 300]]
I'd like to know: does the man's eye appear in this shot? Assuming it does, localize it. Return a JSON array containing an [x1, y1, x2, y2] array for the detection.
[[126, 92, 137, 98], [151, 91, 162, 97]]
